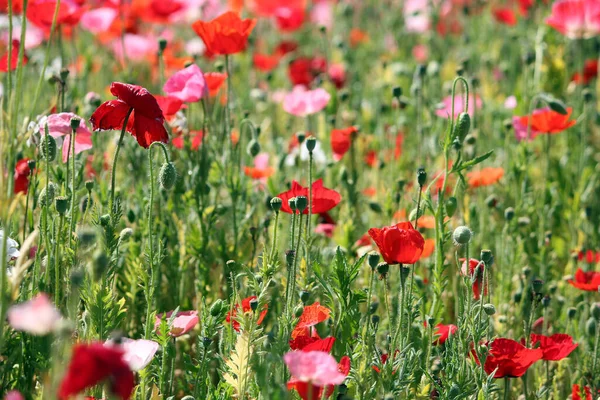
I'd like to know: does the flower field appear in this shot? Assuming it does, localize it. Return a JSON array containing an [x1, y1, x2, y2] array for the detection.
[[0, 0, 599, 399]]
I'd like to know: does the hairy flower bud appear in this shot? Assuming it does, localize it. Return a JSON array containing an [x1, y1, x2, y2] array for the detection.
[[159, 162, 177, 191], [39, 132, 57, 161], [452, 226, 472, 245]]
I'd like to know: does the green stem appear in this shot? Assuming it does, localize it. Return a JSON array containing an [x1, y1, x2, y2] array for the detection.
[[54, 214, 65, 306], [69, 129, 77, 248], [108, 107, 133, 216]]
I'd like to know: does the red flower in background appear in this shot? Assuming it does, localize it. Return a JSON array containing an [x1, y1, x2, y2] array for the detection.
[[578, 250, 600, 263], [204, 72, 227, 97], [192, 11, 256, 56], [0, 40, 27, 72], [287, 354, 350, 400], [519, 107, 576, 134], [568, 268, 600, 291], [530, 334, 578, 361], [289, 302, 331, 349], [277, 179, 341, 214], [275, 5, 305, 32], [288, 57, 327, 86], [475, 338, 542, 378], [14, 158, 32, 194], [27, 0, 84, 32], [493, 8, 518, 26], [58, 343, 134, 400], [460, 258, 487, 299], [90, 82, 168, 148], [572, 59, 598, 84], [155, 95, 184, 120], [368, 222, 424, 265], [330, 126, 358, 161], [572, 384, 593, 400], [253, 53, 281, 72], [467, 167, 504, 188], [172, 130, 204, 151], [433, 323, 457, 345], [226, 296, 267, 332]]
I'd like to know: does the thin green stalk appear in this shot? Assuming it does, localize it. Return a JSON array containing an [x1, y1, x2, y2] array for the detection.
[[54, 214, 65, 306], [69, 129, 77, 248], [269, 211, 280, 264], [109, 108, 133, 216]]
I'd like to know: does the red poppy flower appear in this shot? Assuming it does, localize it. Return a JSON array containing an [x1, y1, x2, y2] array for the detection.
[[244, 166, 274, 180], [460, 258, 486, 300], [192, 11, 256, 56], [0, 40, 27, 72], [58, 343, 134, 400], [578, 250, 600, 263], [253, 53, 281, 72], [368, 222, 425, 265], [568, 268, 600, 291], [290, 302, 331, 346], [90, 82, 168, 149], [372, 350, 400, 373], [330, 126, 358, 161], [287, 355, 350, 400], [433, 323, 457, 345], [172, 130, 204, 151], [288, 57, 327, 86], [155, 95, 184, 120], [529, 333, 578, 361], [14, 158, 32, 194], [275, 41, 298, 56], [519, 107, 576, 134], [573, 384, 593, 400], [572, 60, 599, 85], [493, 8, 518, 26], [0, 0, 23, 13], [467, 167, 504, 188], [364, 150, 377, 167], [475, 338, 542, 378], [274, 6, 305, 32], [420, 239, 435, 259], [349, 28, 369, 47], [27, 0, 84, 32], [290, 328, 335, 351], [277, 179, 341, 214], [226, 295, 268, 332], [204, 72, 227, 97]]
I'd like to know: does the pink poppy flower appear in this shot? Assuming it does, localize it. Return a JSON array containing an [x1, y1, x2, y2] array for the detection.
[[105, 338, 159, 371], [546, 0, 600, 39], [435, 94, 482, 118], [284, 351, 347, 387], [163, 64, 208, 103], [4, 391, 24, 400], [315, 223, 335, 237], [504, 95, 517, 110], [310, 1, 333, 29], [513, 108, 547, 141], [7, 293, 62, 335], [283, 86, 330, 117], [404, 0, 431, 33], [80, 7, 118, 34], [43, 112, 92, 163], [112, 34, 158, 63], [154, 310, 198, 337], [2, 19, 44, 50]]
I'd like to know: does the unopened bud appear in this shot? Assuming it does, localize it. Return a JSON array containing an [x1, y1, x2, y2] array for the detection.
[[210, 299, 223, 316], [159, 162, 177, 191], [452, 226, 472, 245]]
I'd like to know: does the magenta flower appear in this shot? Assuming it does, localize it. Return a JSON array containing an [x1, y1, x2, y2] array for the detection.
[[154, 310, 199, 337], [435, 94, 482, 118], [163, 64, 208, 103], [7, 293, 62, 335], [4, 391, 24, 400], [283, 86, 330, 117], [105, 338, 159, 371], [546, 0, 600, 39], [284, 351, 347, 387], [43, 112, 93, 163]]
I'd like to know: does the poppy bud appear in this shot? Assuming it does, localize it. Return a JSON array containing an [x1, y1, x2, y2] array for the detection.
[[156, 38, 167, 53], [296, 132, 306, 144], [541, 295, 551, 308], [586, 318, 596, 336], [483, 303, 496, 315], [70, 269, 84, 288], [513, 291, 522, 303], [27, 159, 36, 171], [371, 314, 380, 325], [202, 336, 212, 348], [295, 196, 307, 213], [548, 283, 557, 294], [426, 315, 435, 327], [181, 396, 195, 400], [249, 298, 259, 312], [417, 168, 427, 187], [504, 207, 515, 221], [159, 162, 177, 191], [39, 133, 57, 161], [285, 250, 295, 266], [338, 384, 348, 395], [448, 384, 460, 397], [368, 252, 380, 270], [376, 262, 389, 277], [369, 301, 379, 315], [452, 226, 472, 246], [339, 167, 349, 182], [127, 209, 136, 223], [254, 274, 263, 285], [92, 251, 109, 281], [522, 266, 532, 277], [119, 228, 133, 244], [55, 196, 69, 215], [300, 290, 310, 304], [445, 197, 457, 217], [583, 88, 593, 103], [294, 305, 304, 318], [453, 112, 471, 142], [305, 137, 317, 152], [85, 180, 94, 191], [485, 195, 497, 208], [392, 86, 402, 98], [99, 214, 111, 227], [339, 90, 349, 102], [288, 197, 298, 213], [532, 279, 544, 294], [517, 216, 530, 227], [210, 299, 223, 317], [545, 96, 568, 116], [38, 182, 58, 207], [592, 303, 600, 320], [270, 197, 282, 212], [567, 307, 577, 319], [77, 227, 96, 246], [246, 139, 260, 157], [480, 250, 493, 267], [369, 202, 383, 213]]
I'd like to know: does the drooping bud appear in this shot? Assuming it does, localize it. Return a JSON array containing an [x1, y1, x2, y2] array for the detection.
[[376, 262, 389, 277], [483, 304, 496, 315], [159, 162, 177, 191], [294, 305, 304, 318], [85, 180, 94, 191], [480, 250, 494, 267], [247, 139, 260, 157], [38, 182, 58, 207], [119, 228, 133, 244], [453, 112, 471, 142]]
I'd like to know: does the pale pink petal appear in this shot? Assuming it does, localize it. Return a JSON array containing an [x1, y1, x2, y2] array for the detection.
[[113, 34, 158, 63], [504, 95, 517, 110], [254, 153, 270, 169], [105, 338, 159, 371], [163, 64, 208, 103], [310, 1, 333, 29], [435, 94, 482, 118], [283, 86, 330, 117], [7, 293, 62, 335], [284, 351, 347, 387], [80, 7, 118, 34]]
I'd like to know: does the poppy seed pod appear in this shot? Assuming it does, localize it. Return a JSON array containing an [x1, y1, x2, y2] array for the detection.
[[592, 303, 600, 320], [55, 196, 69, 215], [453, 112, 471, 142], [376, 262, 389, 276], [305, 136, 317, 152], [270, 197, 282, 212], [483, 303, 496, 315], [481, 250, 494, 267], [371, 314, 380, 325], [85, 180, 94, 191], [368, 252, 380, 270], [247, 139, 260, 157], [159, 162, 177, 191], [210, 299, 223, 317], [39, 133, 57, 161], [299, 290, 310, 304], [249, 298, 259, 312], [295, 196, 307, 213], [158, 38, 168, 52], [392, 86, 402, 98], [532, 279, 544, 294], [452, 226, 472, 245], [70, 117, 81, 130], [294, 305, 304, 318], [296, 131, 306, 144], [417, 167, 427, 187], [288, 197, 298, 212]]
